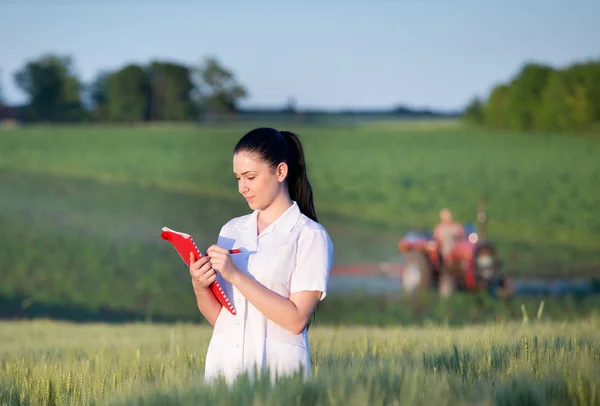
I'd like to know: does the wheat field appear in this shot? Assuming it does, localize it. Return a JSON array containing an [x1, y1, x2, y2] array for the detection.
[[1, 316, 599, 406]]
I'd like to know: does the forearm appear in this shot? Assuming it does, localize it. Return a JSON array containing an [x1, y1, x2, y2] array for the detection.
[[192, 285, 222, 326], [230, 271, 306, 334]]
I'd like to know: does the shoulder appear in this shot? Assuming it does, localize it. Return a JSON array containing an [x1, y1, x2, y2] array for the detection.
[[291, 215, 334, 272], [218, 212, 253, 235], [294, 214, 333, 250]]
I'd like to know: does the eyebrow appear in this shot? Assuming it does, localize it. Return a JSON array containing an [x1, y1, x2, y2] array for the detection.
[[234, 171, 257, 176]]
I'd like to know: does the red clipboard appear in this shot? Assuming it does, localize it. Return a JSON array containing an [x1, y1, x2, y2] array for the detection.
[[160, 226, 236, 315]]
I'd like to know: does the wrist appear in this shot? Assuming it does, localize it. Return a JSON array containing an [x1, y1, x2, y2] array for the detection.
[[192, 282, 210, 296], [229, 268, 244, 286]]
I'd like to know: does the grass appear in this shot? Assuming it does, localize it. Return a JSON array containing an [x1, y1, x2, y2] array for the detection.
[[1, 316, 599, 405], [0, 120, 599, 323], [1, 121, 598, 271]]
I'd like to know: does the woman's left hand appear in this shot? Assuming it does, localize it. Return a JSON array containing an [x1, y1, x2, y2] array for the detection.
[[206, 245, 241, 283]]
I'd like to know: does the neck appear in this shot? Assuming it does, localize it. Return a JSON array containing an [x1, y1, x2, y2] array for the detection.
[[257, 193, 293, 228]]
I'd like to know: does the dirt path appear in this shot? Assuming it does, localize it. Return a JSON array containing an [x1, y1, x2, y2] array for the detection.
[[331, 262, 404, 278], [330, 261, 600, 297]]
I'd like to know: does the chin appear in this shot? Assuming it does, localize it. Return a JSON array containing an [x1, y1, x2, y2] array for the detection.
[[245, 194, 277, 211], [246, 199, 260, 210]]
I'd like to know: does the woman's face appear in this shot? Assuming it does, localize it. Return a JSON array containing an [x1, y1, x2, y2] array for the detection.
[[233, 150, 287, 211]]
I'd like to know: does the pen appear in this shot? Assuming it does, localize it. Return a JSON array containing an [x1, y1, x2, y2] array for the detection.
[[200, 249, 242, 256]]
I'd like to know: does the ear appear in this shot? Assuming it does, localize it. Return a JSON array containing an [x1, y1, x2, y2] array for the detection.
[[275, 162, 288, 182]]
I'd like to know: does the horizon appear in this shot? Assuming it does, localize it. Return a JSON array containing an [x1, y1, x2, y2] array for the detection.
[[1, 1, 598, 111]]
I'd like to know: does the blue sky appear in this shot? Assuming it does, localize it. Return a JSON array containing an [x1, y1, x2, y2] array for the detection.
[[1, 1, 598, 111]]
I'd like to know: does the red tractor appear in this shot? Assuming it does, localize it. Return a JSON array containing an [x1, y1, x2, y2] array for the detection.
[[397, 211, 511, 297]]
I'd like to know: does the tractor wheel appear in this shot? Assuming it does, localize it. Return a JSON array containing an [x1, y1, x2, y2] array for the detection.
[[401, 252, 432, 294], [438, 271, 456, 298]]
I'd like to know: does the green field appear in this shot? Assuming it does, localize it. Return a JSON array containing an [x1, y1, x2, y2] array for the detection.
[[0, 121, 599, 322], [1, 317, 599, 405], [1, 121, 599, 405]]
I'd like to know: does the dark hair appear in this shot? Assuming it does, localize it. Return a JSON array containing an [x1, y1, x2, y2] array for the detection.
[[234, 127, 317, 222]]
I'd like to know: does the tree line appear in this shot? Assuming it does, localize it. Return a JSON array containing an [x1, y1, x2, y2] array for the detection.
[[463, 58, 600, 134], [0, 53, 459, 123], [1, 53, 249, 122], [2, 53, 599, 132]]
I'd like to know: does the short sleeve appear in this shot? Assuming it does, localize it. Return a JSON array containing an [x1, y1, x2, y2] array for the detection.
[[290, 226, 334, 300]]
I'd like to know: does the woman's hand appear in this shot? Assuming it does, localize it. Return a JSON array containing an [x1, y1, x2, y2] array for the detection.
[[189, 252, 216, 289], [206, 245, 241, 283]]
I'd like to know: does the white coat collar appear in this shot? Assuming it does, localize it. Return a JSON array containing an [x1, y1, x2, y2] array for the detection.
[[242, 200, 301, 235]]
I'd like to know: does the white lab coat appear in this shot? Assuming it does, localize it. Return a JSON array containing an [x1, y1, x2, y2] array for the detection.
[[203, 201, 334, 384]]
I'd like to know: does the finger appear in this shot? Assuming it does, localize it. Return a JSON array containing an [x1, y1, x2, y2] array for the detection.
[[193, 261, 213, 274], [198, 261, 214, 275], [206, 253, 223, 264], [207, 245, 227, 255], [208, 248, 228, 258], [197, 256, 211, 265], [209, 255, 223, 265], [191, 256, 210, 270], [207, 252, 224, 261], [205, 273, 217, 285], [205, 262, 219, 273], [190, 261, 199, 272], [202, 268, 216, 281]]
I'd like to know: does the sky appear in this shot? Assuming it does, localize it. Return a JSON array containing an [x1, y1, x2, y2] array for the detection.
[[1, 1, 598, 112]]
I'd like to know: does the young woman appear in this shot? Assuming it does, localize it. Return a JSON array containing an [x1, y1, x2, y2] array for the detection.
[[188, 127, 334, 384]]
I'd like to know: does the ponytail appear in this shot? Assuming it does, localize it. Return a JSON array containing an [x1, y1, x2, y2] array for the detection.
[[279, 130, 318, 223], [281, 131, 320, 332]]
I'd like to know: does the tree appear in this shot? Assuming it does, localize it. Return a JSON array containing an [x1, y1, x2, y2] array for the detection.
[[13, 54, 83, 121], [505, 62, 555, 131], [475, 58, 600, 134], [148, 61, 196, 121], [567, 61, 600, 125], [87, 70, 111, 121], [193, 56, 248, 114], [462, 96, 484, 125], [106, 64, 151, 122], [283, 97, 297, 114], [482, 84, 511, 128], [536, 69, 592, 132]]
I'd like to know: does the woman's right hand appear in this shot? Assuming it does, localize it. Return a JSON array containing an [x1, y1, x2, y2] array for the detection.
[[189, 252, 217, 289]]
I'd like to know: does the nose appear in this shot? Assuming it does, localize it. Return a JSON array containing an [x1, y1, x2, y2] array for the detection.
[[238, 178, 248, 195]]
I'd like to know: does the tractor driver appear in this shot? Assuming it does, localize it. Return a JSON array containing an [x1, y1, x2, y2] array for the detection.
[[433, 208, 464, 262]]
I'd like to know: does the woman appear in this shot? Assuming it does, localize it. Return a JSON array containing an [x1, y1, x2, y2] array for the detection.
[[188, 127, 334, 384]]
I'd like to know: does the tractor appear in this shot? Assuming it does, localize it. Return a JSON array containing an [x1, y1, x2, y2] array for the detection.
[[397, 202, 511, 297]]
